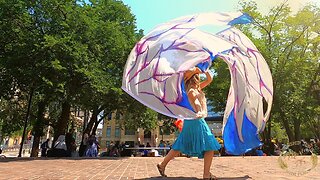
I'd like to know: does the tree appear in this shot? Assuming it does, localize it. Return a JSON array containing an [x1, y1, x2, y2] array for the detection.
[[206, 1, 319, 143], [73, 0, 143, 145], [0, 0, 143, 157], [236, 1, 320, 142], [0, 0, 43, 155], [0, 98, 26, 137], [120, 95, 159, 131]]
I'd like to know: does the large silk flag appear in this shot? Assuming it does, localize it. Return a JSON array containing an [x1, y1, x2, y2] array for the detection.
[[122, 12, 273, 155]]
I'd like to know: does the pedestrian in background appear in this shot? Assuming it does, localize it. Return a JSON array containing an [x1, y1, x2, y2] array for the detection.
[[41, 139, 50, 157], [0, 147, 6, 159], [85, 135, 99, 157]]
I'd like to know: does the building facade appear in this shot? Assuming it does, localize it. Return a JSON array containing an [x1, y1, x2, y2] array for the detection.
[[100, 112, 223, 149], [100, 112, 177, 149]]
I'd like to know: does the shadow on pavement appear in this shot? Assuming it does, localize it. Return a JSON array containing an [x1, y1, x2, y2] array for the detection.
[[136, 177, 198, 180], [217, 175, 251, 179], [137, 175, 251, 180]]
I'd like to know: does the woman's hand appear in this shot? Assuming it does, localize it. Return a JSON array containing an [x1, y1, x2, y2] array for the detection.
[[196, 111, 206, 118]]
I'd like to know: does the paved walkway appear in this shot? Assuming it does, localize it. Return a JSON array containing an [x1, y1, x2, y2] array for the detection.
[[0, 156, 319, 180]]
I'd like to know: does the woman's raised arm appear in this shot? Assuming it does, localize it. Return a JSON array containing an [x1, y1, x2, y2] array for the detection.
[[200, 71, 213, 90]]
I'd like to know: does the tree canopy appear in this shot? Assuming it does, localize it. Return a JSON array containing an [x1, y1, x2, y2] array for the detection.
[[0, 0, 153, 156], [206, 1, 320, 142]]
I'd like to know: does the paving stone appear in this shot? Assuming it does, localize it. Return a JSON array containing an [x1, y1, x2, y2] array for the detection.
[[0, 156, 319, 179]]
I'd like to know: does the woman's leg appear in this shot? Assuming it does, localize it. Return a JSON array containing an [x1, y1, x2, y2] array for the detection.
[[157, 149, 180, 177], [203, 150, 214, 178], [159, 149, 180, 168]]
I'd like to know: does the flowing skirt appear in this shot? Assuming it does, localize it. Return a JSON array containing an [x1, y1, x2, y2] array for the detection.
[[172, 118, 221, 158]]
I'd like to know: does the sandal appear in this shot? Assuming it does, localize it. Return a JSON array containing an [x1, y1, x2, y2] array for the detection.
[[157, 164, 167, 177], [203, 173, 217, 180]]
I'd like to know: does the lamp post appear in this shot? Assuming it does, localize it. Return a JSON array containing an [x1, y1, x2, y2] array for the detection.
[[18, 87, 34, 157]]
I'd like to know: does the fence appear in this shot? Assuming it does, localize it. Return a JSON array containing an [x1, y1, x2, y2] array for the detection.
[[1, 144, 32, 154]]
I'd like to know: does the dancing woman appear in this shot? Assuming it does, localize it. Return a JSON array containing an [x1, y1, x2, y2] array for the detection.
[[157, 67, 221, 179]]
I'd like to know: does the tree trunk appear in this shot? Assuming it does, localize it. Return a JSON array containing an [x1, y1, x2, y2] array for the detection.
[[30, 101, 46, 157], [316, 117, 320, 139], [84, 114, 96, 135], [83, 107, 99, 135], [293, 118, 301, 141], [91, 120, 100, 135], [91, 110, 109, 135], [31, 136, 40, 157], [267, 119, 271, 140], [83, 110, 89, 132], [281, 116, 294, 142], [53, 101, 71, 144], [262, 122, 271, 144]]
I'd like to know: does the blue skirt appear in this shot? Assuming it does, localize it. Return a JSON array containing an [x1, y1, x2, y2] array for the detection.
[[172, 118, 221, 158]]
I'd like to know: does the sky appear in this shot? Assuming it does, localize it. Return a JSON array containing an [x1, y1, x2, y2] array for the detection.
[[121, 0, 320, 33]]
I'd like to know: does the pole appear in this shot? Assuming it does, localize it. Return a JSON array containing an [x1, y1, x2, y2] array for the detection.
[[18, 88, 33, 157], [161, 126, 164, 141]]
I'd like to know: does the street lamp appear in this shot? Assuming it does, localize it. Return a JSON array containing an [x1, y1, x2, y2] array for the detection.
[[18, 87, 34, 157], [160, 127, 164, 141], [158, 120, 164, 141]]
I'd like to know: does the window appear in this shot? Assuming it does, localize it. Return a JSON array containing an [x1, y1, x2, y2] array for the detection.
[[107, 113, 112, 120], [106, 126, 111, 137], [125, 128, 135, 135], [115, 127, 120, 137], [144, 130, 151, 138]]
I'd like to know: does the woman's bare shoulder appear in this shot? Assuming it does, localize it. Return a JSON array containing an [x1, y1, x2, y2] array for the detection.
[[187, 88, 199, 96], [187, 88, 196, 93]]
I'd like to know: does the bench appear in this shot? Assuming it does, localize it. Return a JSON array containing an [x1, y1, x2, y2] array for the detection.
[[126, 147, 171, 157]]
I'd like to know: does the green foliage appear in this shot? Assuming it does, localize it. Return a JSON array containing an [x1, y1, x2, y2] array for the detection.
[[205, 1, 319, 142], [121, 95, 158, 131], [236, 1, 320, 141], [271, 121, 288, 143], [0, 0, 145, 136], [205, 58, 230, 113], [0, 98, 26, 136]]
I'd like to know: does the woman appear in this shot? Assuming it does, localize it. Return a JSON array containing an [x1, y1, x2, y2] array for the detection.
[[85, 135, 99, 157], [157, 67, 221, 180]]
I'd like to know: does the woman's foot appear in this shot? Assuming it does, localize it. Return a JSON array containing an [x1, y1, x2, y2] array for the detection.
[[157, 163, 167, 177], [203, 173, 217, 180]]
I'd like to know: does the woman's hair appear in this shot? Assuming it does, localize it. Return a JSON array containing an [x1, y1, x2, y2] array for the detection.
[[185, 73, 200, 92]]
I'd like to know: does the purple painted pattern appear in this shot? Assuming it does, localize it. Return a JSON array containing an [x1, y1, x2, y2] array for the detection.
[[217, 28, 273, 141], [122, 12, 273, 133]]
